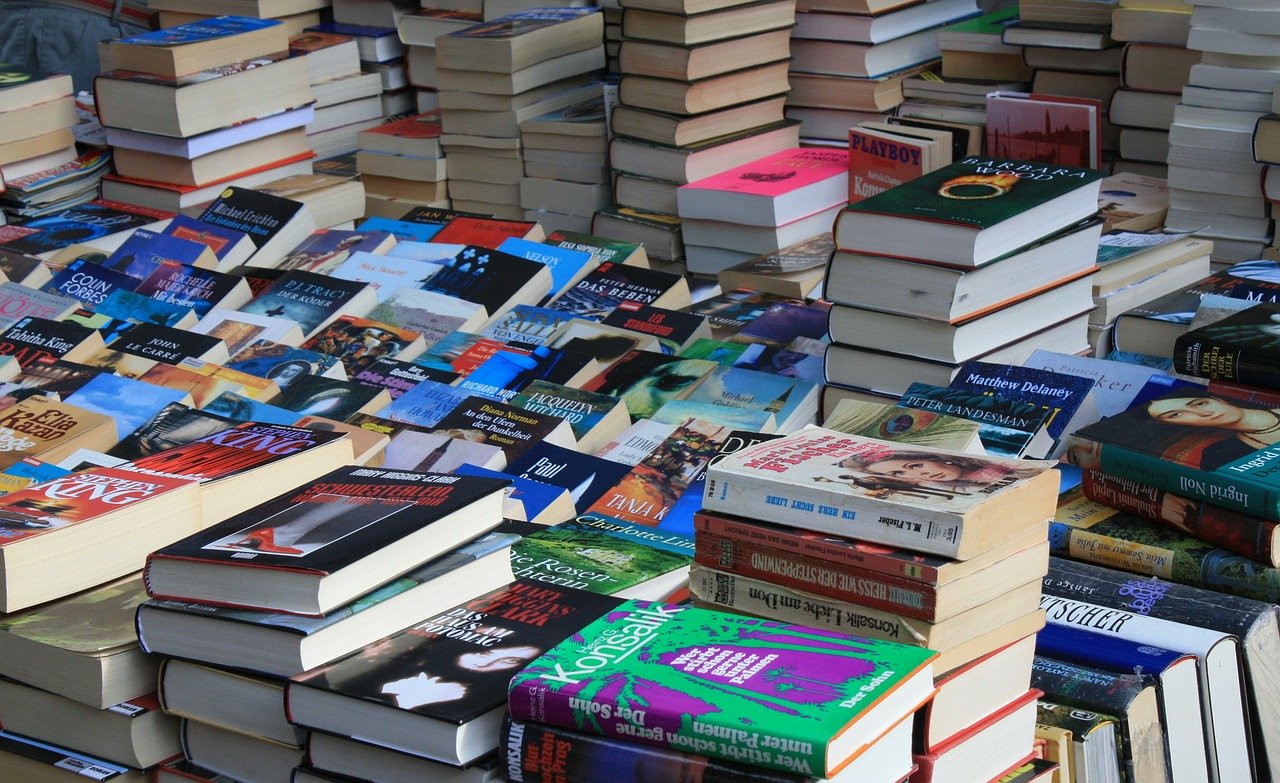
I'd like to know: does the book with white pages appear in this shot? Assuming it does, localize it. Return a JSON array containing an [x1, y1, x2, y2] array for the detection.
[[103, 106, 316, 159]]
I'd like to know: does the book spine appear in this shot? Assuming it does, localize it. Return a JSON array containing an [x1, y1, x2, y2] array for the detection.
[[702, 472, 965, 558], [1082, 469, 1278, 565], [693, 531, 940, 621], [501, 717, 813, 783], [1071, 433, 1280, 519], [686, 564, 927, 646], [1174, 332, 1280, 389], [693, 511, 944, 582]]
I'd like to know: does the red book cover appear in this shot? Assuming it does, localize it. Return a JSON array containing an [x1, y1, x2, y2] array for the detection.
[[120, 421, 344, 485], [985, 91, 1103, 170], [432, 216, 537, 249], [847, 126, 928, 205], [360, 110, 442, 140]]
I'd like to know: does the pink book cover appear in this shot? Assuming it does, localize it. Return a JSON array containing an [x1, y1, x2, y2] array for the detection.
[[985, 91, 1102, 170], [679, 147, 851, 198]]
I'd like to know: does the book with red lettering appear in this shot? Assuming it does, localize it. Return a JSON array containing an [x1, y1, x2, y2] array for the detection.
[[0, 466, 199, 611], [118, 420, 353, 524], [144, 467, 507, 615]]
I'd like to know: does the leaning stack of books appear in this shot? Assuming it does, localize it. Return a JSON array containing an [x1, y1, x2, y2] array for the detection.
[[823, 156, 1105, 398], [1164, 1, 1277, 262], [95, 16, 317, 215], [787, 0, 979, 143], [675, 146, 848, 274], [691, 427, 1060, 782], [434, 8, 606, 219], [518, 89, 612, 235], [1109, 0, 1196, 178], [0, 67, 76, 194], [355, 110, 450, 218], [290, 25, 388, 158]]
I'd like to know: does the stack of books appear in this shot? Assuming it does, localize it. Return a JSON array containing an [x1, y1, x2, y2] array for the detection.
[[433, 8, 605, 219], [675, 146, 848, 274], [0, 68, 76, 191], [518, 90, 612, 235], [935, 5, 1030, 85], [146, 0, 331, 38], [1164, 0, 1277, 261], [355, 110, 449, 218], [692, 427, 1060, 782], [96, 16, 317, 214], [1109, 0, 1196, 177], [291, 24, 389, 158], [1264, 83, 1280, 260], [823, 157, 1105, 398], [396, 6, 481, 114], [788, 0, 978, 142]]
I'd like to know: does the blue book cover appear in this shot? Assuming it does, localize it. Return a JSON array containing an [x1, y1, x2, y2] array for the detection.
[[507, 441, 633, 514], [3, 201, 170, 256], [163, 214, 250, 261], [0, 458, 71, 484], [134, 260, 243, 318], [496, 236, 591, 298], [64, 373, 190, 440], [379, 378, 473, 428], [102, 229, 211, 280], [224, 340, 342, 383], [201, 391, 302, 425], [41, 258, 140, 307], [118, 15, 279, 45], [94, 288, 195, 329], [356, 217, 444, 242], [731, 301, 831, 347], [453, 463, 572, 525], [949, 360, 1098, 441], [1036, 623, 1189, 678], [478, 304, 575, 345], [278, 229, 395, 273]]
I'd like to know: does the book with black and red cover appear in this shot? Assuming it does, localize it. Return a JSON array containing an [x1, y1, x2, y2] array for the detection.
[[118, 419, 353, 523], [0, 465, 199, 611], [0, 200, 172, 257], [240, 269, 377, 339], [144, 466, 507, 616], [547, 261, 691, 320], [198, 186, 316, 269], [108, 321, 230, 365], [285, 581, 623, 765], [601, 302, 711, 355], [0, 316, 104, 369]]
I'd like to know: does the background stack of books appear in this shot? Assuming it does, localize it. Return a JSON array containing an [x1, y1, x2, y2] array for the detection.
[[1263, 84, 1280, 261], [0, 69, 76, 198], [148, 0, 331, 37], [292, 23, 390, 158], [517, 91, 612, 235], [355, 111, 449, 218]]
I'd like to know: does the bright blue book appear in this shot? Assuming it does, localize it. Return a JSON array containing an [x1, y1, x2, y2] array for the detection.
[[103, 228, 213, 280], [453, 463, 573, 525], [356, 217, 444, 242], [201, 391, 302, 425], [41, 258, 141, 307], [496, 236, 592, 299], [64, 373, 190, 440], [94, 288, 195, 328], [117, 15, 279, 45], [162, 214, 252, 263], [378, 378, 474, 427], [949, 360, 1098, 441]]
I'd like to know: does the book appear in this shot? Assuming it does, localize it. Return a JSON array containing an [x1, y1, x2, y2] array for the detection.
[[277, 229, 397, 274], [0, 575, 157, 709], [1174, 301, 1280, 390], [601, 303, 711, 355], [103, 15, 287, 77], [0, 200, 172, 259], [103, 229, 218, 277], [198, 186, 317, 270], [191, 307, 305, 356], [507, 379, 631, 455], [1035, 702, 1120, 783], [145, 466, 505, 615], [704, 426, 1058, 559], [419, 245, 553, 328], [0, 394, 118, 470], [0, 731, 145, 783], [985, 92, 1103, 170], [108, 321, 230, 365], [138, 521, 519, 677], [299, 314, 425, 376], [0, 315, 104, 369], [547, 261, 690, 320], [0, 465, 199, 612], [507, 441, 636, 514], [496, 236, 596, 299], [822, 398, 984, 454], [431, 215, 542, 247], [134, 261, 252, 318], [508, 600, 936, 778], [63, 374, 192, 445], [579, 350, 715, 420], [271, 374, 394, 421], [239, 269, 377, 339], [833, 157, 1106, 267], [429, 396, 577, 466], [676, 147, 849, 228], [352, 356, 455, 400], [286, 581, 623, 765], [716, 234, 831, 299], [367, 285, 488, 348], [158, 659, 299, 745]]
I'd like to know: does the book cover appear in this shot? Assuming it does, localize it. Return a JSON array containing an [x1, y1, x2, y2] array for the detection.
[[95, 289, 196, 329], [545, 230, 644, 268], [193, 310, 300, 358], [0, 465, 191, 544], [289, 581, 622, 731], [0, 283, 82, 327], [509, 380, 627, 450], [240, 270, 373, 338], [0, 249, 51, 288], [684, 365, 799, 413], [160, 215, 251, 263], [508, 601, 936, 777], [454, 344, 591, 403], [947, 360, 1098, 441], [380, 428, 506, 474], [41, 258, 141, 307], [601, 303, 710, 355], [1023, 350, 1163, 419], [496, 237, 593, 298], [0, 395, 117, 470], [0, 200, 171, 256], [1174, 300, 1280, 389], [119, 421, 344, 485], [352, 357, 456, 400], [548, 262, 686, 320], [0, 316, 100, 369], [679, 147, 849, 200], [0, 731, 135, 781], [705, 427, 1057, 558], [840, 157, 1104, 232], [420, 245, 549, 316], [116, 15, 280, 46], [847, 127, 929, 205], [479, 304, 577, 345], [367, 286, 486, 348], [268, 375, 387, 421], [688, 289, 805, 341], [899, 382, 1055, 458], [580, 350, 715, 420], [0, 573, 147, 657], [135, 260, 246, 318], [822, 399, 983, 453], [728, 301, 830, 348], [985, 93, 1103, 169], [379, 378, 474, 429], [508, 441, 635, 514], [105, 403, 237, 461], [353, 218, 444, 245], [510, 516, 692, 595], [109, 322, 225, 365], [430, 397, 570, 464], [1066, 387, 1280, 520], [9, 357, 103, 401], [431, 216, 538, 247], [278, 230, 396, 274], [135, 361, 246, 408], [300, 315, 423, 376], [102, 229, 213, 280], [63, 373, 189, 442], [198, 186, 306, 250]]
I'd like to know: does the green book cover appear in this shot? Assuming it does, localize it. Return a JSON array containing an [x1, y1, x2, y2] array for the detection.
[[509, 516, 691, 596], [939, 6, 1020, 37], [843, 157, 1104, 230], [508, 601, 936, 777]]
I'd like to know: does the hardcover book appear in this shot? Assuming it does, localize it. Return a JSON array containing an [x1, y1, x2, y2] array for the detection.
[[985, 92, 1103, 169], [704, 426, 1058, 558], [144, 466, 506, 615], [287, 581, 623, 764], [507, 601, 936, 778], [676, 147, 850, 227]]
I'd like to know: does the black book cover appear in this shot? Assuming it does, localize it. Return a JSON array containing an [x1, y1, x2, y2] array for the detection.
[[399, 206, 493, 225], [1174, 301, 1280, 389], [290, 581, 622, 724], [601, 303, 707, 354], [151, 467, 507, 572], [226, 265, 288, 299], [110, 322, 224, 364], [0, 249, 47, 286], [272, 375, 388, 421], [420, 246, 546, 315], [507, 442, 633, 513], [0, 200, 171, 256], [548, 261, 684, 319], [240, 270, 371, 337], [198, 187, 306, 250], [0, 317, 98, 368], [430, 397, 567, 464], [107, 402, 240, 461], [10, 356, 103, 398], [354, 357, 458, 400]]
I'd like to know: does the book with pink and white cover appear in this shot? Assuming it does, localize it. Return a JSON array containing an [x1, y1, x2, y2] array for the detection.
[[675, 147, 850, 227]]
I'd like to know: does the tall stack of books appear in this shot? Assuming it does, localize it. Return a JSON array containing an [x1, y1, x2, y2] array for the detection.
[[675, 146, 848, 274], [1109, 0, 1196, 177], [518, 90, 612, 235], [434, 8, 606, 219], [291, 24, 392, 158], [1164, 1, 1277, 262], [788, 0, 978, 143], [823, 157, 1105, 398], [691, 427, 1060, 782], [355, 110, 450, 218], [95, 16, 317, 215], [146, 0, 332, 38], [0, 68, 76, 195]]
